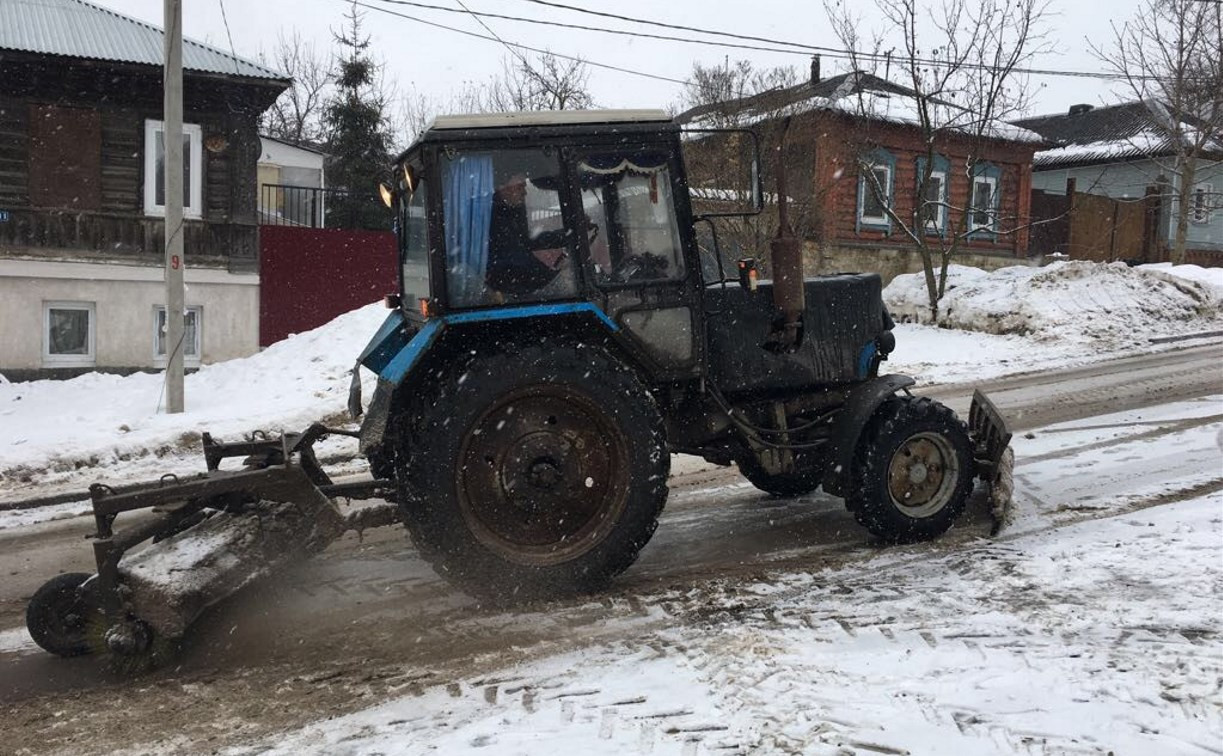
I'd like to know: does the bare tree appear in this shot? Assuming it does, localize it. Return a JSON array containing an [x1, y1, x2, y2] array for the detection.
[[681, 59, 798, 128], [823, 0, 1051, 318], [393, 50, 595, 147], [1093, 0, 1223, 264], [678, 60, 808, 271], [261, 31, 334, 145], [824, 0, 1049, 320], [463, 51, 596, 113]]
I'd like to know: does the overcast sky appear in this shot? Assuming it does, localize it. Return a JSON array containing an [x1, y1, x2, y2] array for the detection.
[[95, 0, 1143, 120]]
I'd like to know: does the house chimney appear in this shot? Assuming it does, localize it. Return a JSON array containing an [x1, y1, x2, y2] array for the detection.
[[1068, 103, 1094, 117], [810, 55, 821, 85]]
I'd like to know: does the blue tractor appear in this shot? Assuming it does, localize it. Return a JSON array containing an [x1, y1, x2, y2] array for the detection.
[[22, 109, 1012, 660], [352, 109, 1012, 598]]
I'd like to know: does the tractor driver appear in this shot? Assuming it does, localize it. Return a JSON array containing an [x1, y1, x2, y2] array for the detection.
[[485, 173, 571, 298]]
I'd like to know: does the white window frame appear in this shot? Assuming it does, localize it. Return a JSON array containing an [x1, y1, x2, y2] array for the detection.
[[1191, 182, 1214, 224], [859, 164, 893, 225], [920, 170, 948, 232], [970, 175, 999, 232], [143, 119, 203, 219], [153, 305, 203, 365], [43, 301, 96, 367]]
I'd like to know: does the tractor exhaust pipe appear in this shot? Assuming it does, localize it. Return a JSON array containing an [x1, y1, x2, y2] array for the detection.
[[765, 117, 804, 353]]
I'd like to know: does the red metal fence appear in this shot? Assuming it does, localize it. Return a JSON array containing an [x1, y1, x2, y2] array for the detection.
[[259, 225, 397, 347]]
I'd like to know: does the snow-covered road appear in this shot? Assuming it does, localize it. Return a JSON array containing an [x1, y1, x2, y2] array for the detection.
[[1, 360, 1220, 754], [242, 492, 1222, 756], [2, 261, 1220, 753]]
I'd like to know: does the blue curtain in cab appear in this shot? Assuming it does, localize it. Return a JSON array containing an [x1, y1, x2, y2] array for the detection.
[[443, 154, 494, 306]]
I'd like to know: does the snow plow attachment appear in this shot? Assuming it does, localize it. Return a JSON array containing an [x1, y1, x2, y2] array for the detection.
[[25, 424, 398, 663], [968, 390, 1015, 535]]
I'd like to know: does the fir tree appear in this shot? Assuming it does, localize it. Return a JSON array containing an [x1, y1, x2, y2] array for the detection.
[[323, 2, 393, 229]]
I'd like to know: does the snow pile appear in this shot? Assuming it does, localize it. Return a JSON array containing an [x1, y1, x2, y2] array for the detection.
[[1139, 262, 1223, 294], [0, 302, 387, 496], [885, 261, 1223, 343]]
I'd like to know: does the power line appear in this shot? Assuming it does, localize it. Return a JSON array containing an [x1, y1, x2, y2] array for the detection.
[[216, 0, 240, 75], [451, 0, 536, 74], [516, 0, 820, 52], [348, 0, 691, 85], [365, 0, 817, 57], [356, 0, 1185, 90], [505, 0, 1173, 82]]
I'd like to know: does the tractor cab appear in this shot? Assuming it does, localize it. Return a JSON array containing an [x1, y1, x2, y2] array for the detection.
[[383, 110, 705, 378]]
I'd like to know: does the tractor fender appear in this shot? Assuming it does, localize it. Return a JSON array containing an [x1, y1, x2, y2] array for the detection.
[[821, 374, 916, 497], [354, 303, 620, 456]]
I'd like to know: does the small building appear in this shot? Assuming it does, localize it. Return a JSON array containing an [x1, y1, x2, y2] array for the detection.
[[257, 135, 328, 228], [677, 71, 1043, 283], [0, 0, 288, 380], [1013, 101, 1221, 265]]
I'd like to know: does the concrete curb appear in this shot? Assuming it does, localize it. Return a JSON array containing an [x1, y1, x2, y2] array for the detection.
[[1148, 330, 1223, 345]]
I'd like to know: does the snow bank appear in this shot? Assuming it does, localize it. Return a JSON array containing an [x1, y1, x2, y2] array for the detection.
[[0, 303, 388, 495], [885, 261, 1223, 343], [1138, 262, 1223, 294]]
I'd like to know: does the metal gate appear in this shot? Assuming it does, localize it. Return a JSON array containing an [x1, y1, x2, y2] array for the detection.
[[258, 225, 397, 347]]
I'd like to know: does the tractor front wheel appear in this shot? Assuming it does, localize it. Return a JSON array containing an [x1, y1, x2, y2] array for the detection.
[[396, 343, 668, 599], [845, 396, 973, 543]]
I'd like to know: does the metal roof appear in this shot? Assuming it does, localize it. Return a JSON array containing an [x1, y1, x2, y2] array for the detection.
[[428, 109, 673, 131], [1014, 102, 1165, 147], [675, 71, 1042, 144], [1013, 101, 1182, 168], [0, 0, 286, 81]]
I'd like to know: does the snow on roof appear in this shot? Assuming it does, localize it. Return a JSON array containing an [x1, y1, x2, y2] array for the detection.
[[1031, 130, 1173, 168], [0, 0, 286, 81], [795, 90, 1043, 144], [1015, 101, 1223, 168], [676, 71, 1042, 145]]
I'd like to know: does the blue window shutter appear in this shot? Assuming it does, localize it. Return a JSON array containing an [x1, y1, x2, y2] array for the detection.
[[856, 148, 897, 234], [969, 161, 1003, 240], [915, 154, 950, 237]]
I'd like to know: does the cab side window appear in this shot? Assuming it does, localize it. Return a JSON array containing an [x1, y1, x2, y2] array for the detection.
[[442, 149, 577, 307], [578, 151, 686, 286]]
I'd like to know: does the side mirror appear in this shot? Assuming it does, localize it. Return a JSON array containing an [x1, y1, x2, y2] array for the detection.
[[378, 182, 394, 208]]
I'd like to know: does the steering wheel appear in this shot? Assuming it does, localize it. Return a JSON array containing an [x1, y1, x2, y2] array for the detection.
[[613, 252, 670, 282]]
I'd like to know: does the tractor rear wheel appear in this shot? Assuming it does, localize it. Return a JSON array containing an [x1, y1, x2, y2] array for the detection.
[[845, 396, 973, 543], [396, 343, 668, 599], [736, 451, 823, 498]]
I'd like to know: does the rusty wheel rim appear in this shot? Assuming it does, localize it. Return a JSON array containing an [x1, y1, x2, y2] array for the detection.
[[886, 432, 959, 519], [457, 385, 629, 566]]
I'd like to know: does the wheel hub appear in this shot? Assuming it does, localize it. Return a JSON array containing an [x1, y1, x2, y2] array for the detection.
[[527, 458, 563, 489], [458, 388, 629, 566], [887, 433, 958, 519]]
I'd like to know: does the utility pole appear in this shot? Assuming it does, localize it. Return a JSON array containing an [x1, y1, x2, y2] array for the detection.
[[163, 0, 185, 413]]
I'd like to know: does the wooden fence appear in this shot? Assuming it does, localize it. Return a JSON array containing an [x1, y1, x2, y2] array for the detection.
[[1030, 185, 1163, 263]]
